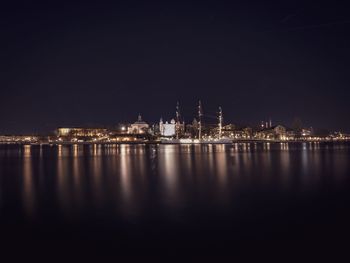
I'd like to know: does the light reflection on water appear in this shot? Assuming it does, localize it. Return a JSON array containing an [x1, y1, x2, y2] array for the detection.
[[22, 145, 35, 218], [0, 143, 349, 222]]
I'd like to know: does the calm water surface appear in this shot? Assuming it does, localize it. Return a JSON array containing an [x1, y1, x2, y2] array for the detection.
[[0, 143, 349, 259]]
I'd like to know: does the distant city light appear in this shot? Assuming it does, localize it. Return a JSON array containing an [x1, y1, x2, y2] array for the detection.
[[0, 101, 349, 145]]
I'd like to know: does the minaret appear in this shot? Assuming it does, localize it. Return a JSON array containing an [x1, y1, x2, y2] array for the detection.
[[198, 100, 203, 140], [218, 107, 223, 139], [269, 118, 272, 128], [138, 114, 142, 122]]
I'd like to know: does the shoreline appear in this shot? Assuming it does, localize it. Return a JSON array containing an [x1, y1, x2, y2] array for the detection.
[[1, 139, 349, 146]]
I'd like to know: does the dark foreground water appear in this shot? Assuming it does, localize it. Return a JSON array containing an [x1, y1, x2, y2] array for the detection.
[[0, 143, 349, 260]]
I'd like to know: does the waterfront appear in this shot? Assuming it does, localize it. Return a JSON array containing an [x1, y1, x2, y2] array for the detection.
[[0, 142, 350, 259]]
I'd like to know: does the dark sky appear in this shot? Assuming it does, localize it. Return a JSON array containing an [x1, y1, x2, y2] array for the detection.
[[1, 0, 350, 134]]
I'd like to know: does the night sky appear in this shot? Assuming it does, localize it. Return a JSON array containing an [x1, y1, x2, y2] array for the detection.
[[2, 0, 350, 134]]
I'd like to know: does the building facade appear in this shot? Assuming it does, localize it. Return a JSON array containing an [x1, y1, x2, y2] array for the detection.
[[127, 114, 149, 134], [256, 125, 286, 140], [159, 118, 176, 137], [57, 128, 107, 137]]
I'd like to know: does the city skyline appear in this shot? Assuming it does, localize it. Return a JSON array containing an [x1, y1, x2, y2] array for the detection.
[[1, 99, 348, 144], [0, 101, 338, 136], [0, 98, 347, 135]]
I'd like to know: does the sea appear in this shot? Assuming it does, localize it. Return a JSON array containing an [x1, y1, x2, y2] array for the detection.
[[0, 142, 349, 260]]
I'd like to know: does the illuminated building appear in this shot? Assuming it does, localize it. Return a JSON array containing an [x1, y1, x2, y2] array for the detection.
[[57, 128, 107, 137], [286, 129, 296, 139], [301, 128, 312, 136], [0, 136, 39, 143], [257, 125, 286, 140], [127, 114, 149, 134], [159, 118, 176, 137]]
